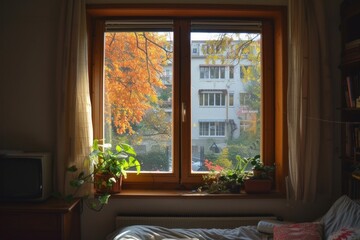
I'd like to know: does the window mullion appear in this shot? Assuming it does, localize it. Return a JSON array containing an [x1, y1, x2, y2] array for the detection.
[[177, 19, 200, 184]]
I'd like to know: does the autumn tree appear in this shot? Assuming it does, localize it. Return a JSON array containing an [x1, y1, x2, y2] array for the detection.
[[104, 32, 172, 141]]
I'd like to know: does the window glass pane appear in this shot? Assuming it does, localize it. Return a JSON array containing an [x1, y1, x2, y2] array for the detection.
[[221, 93, 226, 106], [229, 93, 234, 106], [210, 66, 216, 78], [209, 122, 216, 136], [215, 93, 221, 106], [229, 66, 234, 79], [217, 122, 225, 136], [200, 66, 205, 79], [204, 93, 209, 106], [191, 30, 261, 172], [104, 31, 173, 173], [220, 66, 225, 79], [209, 93, 214, 105]]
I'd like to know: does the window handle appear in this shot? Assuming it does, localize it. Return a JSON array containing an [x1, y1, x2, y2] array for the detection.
[[182, 102, 186, 123]]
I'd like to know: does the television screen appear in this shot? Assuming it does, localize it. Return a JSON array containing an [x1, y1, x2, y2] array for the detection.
[[0, 157, 43, 199]]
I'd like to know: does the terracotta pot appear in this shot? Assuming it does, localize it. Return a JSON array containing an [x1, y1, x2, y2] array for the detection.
[[244, 179, 271, 193], [253, 169, 267, 178], [94, 173, 122, 194]]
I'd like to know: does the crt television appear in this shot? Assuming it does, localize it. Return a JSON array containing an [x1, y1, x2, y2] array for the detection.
[[0, 152, 52, 201]]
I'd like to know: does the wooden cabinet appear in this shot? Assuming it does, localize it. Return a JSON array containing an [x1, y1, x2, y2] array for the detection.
[[0, 198, 81, 240], [340, 0, 360, 195]]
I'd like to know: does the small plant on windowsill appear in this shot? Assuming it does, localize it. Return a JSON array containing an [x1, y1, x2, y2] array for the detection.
[[64, 139, 141, 211], [244, 155, 275, 193], [197, 155, 252, 194], [249, 155, 275, 179]]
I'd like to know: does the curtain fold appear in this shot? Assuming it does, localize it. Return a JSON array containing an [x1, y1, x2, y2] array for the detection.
[[56, 0, 93, 196], [288, 0, 334, 202]]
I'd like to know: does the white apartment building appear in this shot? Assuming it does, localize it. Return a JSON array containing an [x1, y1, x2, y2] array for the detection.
[[161, 40, 258, 161]]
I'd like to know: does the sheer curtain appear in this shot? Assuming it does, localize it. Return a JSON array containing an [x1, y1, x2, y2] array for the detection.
[[56, 0, 93, 196], [288, 0, 334, 202]]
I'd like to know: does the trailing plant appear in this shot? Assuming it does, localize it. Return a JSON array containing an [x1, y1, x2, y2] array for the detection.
[[62, 139, 140, 211]]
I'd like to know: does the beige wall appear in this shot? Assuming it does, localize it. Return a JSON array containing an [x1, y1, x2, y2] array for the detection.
[[0, 0, 60, 151], [0, 0, 342, 239]]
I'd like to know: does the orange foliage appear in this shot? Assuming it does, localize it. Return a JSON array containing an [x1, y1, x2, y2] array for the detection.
[[104, 32, 170, 134]]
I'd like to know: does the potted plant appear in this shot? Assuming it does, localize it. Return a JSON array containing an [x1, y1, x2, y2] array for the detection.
[[199, 155, 252, 194], [65, 139, 141, 210], [244, 155, 274, 194], [250, 155, 275, 178]]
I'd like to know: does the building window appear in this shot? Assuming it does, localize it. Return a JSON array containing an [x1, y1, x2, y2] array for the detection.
[[229, 92, 234, 106], [200, 66, 209, 79], [200, 66, 226, 79], [88, 5, 287, 192], [199, 121, 226, 137], [229, 66, 234, 79], [199, 91, 226, 107]]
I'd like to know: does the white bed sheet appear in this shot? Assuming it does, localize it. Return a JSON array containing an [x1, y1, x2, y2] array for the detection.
[[107, 225, 272, 240]]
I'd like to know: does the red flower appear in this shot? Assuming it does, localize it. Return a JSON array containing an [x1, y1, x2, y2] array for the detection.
[[204, 159, 223, 171]]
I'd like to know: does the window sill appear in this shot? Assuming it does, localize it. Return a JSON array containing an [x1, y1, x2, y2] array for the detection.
[[109, 189, 285, 199]]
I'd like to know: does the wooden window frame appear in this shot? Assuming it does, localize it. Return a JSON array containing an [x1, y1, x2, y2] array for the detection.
[[87, 4, 288, 194]]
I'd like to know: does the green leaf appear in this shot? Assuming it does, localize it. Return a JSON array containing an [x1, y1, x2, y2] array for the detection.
[[90, 202, 98, 209], [98, 194, 111, 204], [92, 139, 99, 150], [123, 144, 136, 155], [128, 156, 135, 166], [116, 153, 128, 159], [108, 177, 116, 183], [78, 171, 85, 179], [67, 165, 78, 172], [70, 179, 84, 187], [135, 160, 141, 174], [116, 145, 122, 152], [121, 169, 127, 178]]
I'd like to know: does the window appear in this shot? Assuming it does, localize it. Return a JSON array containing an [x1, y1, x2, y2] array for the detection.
[[199, 91, 226, 107], [229, 93, 234, 107], [88, 5, 287, 192], [200, 66, 227, 79], [199, 121, 226, 137], [200, 66, 209, 79], [229, 66, 234, 79]]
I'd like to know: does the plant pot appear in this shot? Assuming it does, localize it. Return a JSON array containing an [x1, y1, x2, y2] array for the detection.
[[244, 179, 271, 193], [228, 183, 242, 193], [94, 173, 122, 194], [253, 169, 269, 178]]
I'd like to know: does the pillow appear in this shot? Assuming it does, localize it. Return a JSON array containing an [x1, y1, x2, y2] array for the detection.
[[257, 219, 293, 234], [273, 222, 323, 240], [328, 228, 360, 240], [320, 195, 360, 239]]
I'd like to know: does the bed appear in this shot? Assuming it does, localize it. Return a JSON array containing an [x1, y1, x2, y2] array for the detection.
[[106, 195, 360, 240]]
